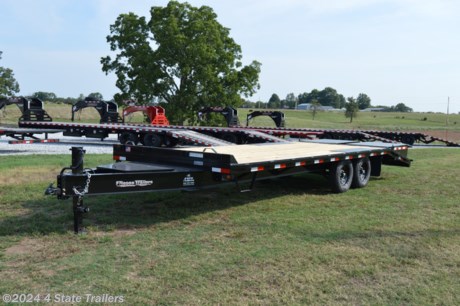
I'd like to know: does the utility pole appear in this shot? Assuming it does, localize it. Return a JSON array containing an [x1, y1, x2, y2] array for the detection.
[[446, 96, 450, 140], [446, 97, 450, 126]]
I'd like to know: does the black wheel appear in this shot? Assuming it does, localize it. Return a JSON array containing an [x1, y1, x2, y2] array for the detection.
[[329, 161, 354, 193], [220, 132, 238, 143], [119, 132, 138, 145], [351, 157, 371, 188], [143, 133, 163, 147], [164, 136, 178, 147], [401, 135, 415, 145]]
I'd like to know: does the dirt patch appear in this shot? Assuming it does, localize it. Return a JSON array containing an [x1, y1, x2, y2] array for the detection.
[[5, 238, 44, 256], [0, 167, 61, 186]]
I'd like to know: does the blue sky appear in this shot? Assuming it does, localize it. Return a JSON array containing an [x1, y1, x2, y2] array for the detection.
[[1, 0, 459, 113]]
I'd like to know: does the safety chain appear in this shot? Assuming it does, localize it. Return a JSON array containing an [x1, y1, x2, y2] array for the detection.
[[73, 171, 92, 205]]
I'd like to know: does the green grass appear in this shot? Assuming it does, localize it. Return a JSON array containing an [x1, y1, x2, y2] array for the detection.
[[0, 149, 459, 304], [240, 108, 460, 131]]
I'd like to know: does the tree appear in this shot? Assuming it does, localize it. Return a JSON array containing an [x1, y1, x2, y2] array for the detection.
[[393, 103, 413, 112], [356, 93, 371, 110], [87, 92, 104, 100], [310, 99, 321, 120], [101, 1, 261, 124], [318, 87, 340, 107], [297, 87, 346, 109], [32, 91, 57, 102], [345, 97, 359, 123], [0, 51, 20, 98], [285, 93, 297, 109], [267, 93, 281, 108]]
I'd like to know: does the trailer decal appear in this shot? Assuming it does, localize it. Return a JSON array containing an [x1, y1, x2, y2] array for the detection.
[[274, 164, 287, 169], [116, 180, 153, 188], [212, 167, 231, 174], [183, 174, 195, 186]]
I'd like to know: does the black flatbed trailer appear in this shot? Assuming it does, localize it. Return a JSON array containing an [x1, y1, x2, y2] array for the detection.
[[46, 140, 411, 233]]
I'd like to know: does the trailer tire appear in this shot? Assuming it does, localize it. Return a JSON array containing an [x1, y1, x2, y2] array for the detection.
[[119, 132, 138, 145], [351, 157, 371, 188], [401, 135, 415, 145], [164, 136, 178, 147], [220, 132, 238, 143], [329, 161, 354, 193], [143, 133, 163, 147]]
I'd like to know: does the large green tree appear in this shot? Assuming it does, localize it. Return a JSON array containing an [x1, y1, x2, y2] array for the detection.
[[0, 51, 20, 98], [101, 1, 261, 124]]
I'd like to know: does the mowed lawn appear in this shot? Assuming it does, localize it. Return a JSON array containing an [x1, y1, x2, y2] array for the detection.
[[0, 149, 459, 304]]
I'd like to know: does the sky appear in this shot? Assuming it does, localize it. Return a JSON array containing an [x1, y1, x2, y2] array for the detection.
[[1, 0, 459, 113]]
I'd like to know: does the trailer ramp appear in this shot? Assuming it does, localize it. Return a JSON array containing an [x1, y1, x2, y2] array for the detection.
[[240, 129, 289, 143], [167, 129, 235, 146]]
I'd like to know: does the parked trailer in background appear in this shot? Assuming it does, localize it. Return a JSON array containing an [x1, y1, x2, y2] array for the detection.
[[45, 140, 411, 233]]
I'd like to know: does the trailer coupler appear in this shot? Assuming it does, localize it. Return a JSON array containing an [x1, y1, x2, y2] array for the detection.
[[44, 183, 61, 196]]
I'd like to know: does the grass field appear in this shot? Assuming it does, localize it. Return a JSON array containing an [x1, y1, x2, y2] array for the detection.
[[0, 149, 459, 304]]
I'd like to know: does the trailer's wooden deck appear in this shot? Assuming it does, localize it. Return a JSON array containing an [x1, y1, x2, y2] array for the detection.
[[178, 142, 374, 164]]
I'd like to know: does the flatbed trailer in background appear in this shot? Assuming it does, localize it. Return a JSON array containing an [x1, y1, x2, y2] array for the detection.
[[19, 120, 320, 146], [46, 140, 411, 233], [0, 126, 63, 144], [243, 125, 460, 147]]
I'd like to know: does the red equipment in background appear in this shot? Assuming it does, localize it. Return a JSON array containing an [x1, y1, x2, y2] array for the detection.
[[122, 105, 170, 125]]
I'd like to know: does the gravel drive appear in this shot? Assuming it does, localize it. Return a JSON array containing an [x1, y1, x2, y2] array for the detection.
[[0, 133, 118, 155]]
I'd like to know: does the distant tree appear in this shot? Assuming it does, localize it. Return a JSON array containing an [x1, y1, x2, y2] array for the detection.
[[310, 99, 321, 120], [0, 51, 20, 98], [60, 97, 78, 105], [297, 92, 308, 104], [101, 1, 261, 124], [356, 93, 371, 110], [268, 93, 281, 108], [241, 100, 256, 108], [393, 102, 413, 112], [32, 91, 57, 102], [87, 92, 104, 100], [317, 87, 340, 107], [345, 97, 359, 123], [297, 87, 346, 109], [285, 93, 297, 109], [336, 94, 346, 109]]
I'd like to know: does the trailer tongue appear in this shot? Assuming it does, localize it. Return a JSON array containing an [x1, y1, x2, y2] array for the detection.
[[46, 141, 410, 233]]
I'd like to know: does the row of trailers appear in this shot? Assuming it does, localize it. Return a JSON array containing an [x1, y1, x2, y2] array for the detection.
[[1, 97, 416, 233], [1, 97, 459, 147]]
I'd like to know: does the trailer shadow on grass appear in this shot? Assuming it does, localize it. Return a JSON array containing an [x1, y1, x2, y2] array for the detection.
[[0, 173, 345, 236]]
